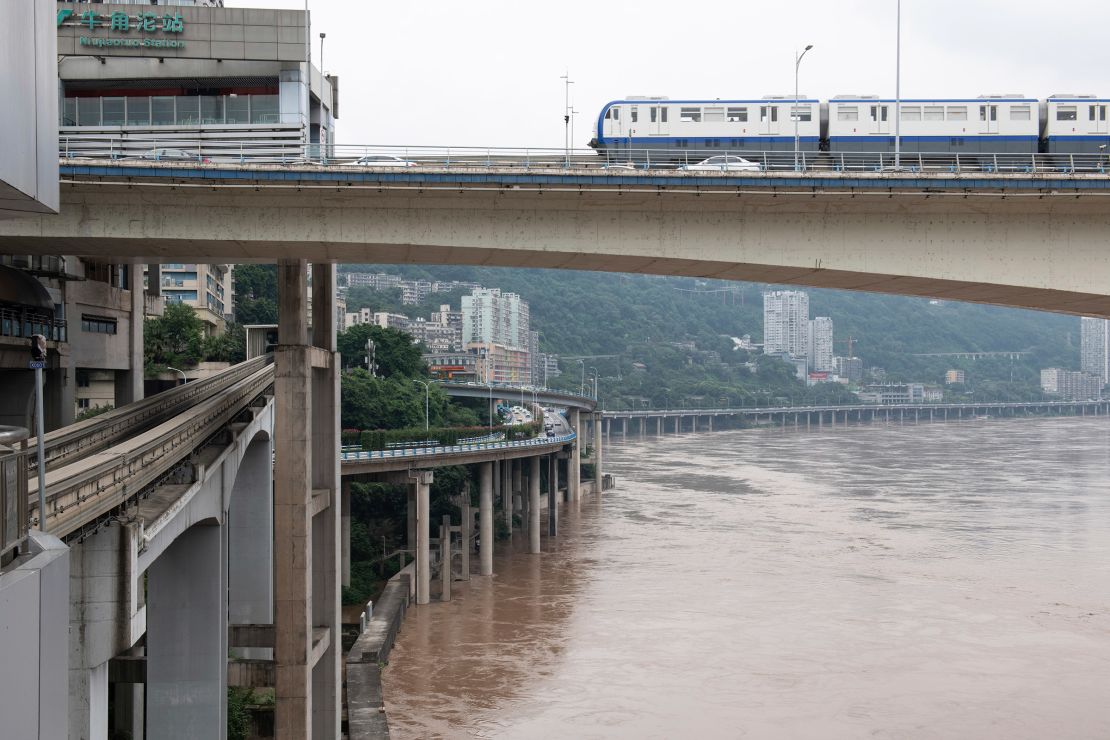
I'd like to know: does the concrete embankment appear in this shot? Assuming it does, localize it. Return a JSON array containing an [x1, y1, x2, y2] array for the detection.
[[346, 572, 412, 740]]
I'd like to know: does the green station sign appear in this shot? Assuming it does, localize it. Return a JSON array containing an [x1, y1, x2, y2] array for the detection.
[[57, 8, 187, 49]]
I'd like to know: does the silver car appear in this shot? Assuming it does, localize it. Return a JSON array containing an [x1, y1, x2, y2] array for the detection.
[[678, 155, 761, 172], [341, 154, 418, 168]]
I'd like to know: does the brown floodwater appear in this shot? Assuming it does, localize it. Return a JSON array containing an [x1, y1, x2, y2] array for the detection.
[[380, 418, 1110, 739]]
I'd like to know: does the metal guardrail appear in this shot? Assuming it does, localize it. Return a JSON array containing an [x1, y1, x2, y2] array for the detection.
[[30, 355, 273, 474], [1, 427, 30, 561], [57, 137, 1110, 176], [603, 400, 1109, 416], [435, 381, 596, 404], [340, 432, 575, 462], [30, 363, 274, 539]]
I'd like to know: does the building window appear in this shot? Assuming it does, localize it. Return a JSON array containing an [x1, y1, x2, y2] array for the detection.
[[126, 97, 151, 126], [1056, 106, 1078, 121], [102, 97, 125, 126], [77, 97, 101, 126], [679, 107, 702, 123], [77, 370, 90, 388], [152, 96, 175, 125], [81, 314, 118, 335], [78, 399, 91, 410], [249, 94, 279, 124], [837, 106, 858, 121]]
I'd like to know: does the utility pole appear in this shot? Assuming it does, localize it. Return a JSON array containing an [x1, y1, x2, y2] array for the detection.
[[560, 71, 573, 167], [30, 335, 47, 528]]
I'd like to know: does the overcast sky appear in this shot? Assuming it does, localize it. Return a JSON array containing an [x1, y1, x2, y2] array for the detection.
[[233, 0, 1107, 149]]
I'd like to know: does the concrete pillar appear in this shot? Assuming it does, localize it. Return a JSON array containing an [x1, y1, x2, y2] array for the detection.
[[113, 265, 145, 408], [502, 458, 513, 537], [548, 455, 558, 537], [529, 457, 541, 554], [593, 412, 604, 489], [568, 409, 581, 503], [147, 522, 227, 740], [657, 416, 662, 436], [622, 419, 627, 440], [440, 516, 452, 601], [512, 459, 523, 525], [406, 486, 416, 551], [410, 471, 433, 605], [479, 462, 494, 576], [341, 478, 351, 588], [459, 502, 471, 581], [112, 680, 144, 740], [708, 416, 713, 432], [674, 416, 680, 435], [228, 436, 274, 659]]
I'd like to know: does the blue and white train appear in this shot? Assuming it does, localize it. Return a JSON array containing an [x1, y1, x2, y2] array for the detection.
[[590, 93, 1110, 159]]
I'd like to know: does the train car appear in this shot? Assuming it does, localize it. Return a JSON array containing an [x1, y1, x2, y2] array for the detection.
[[591, 96, 821, 162], [1043, 94, 1110, 153], [827, 94, 1040, 157]]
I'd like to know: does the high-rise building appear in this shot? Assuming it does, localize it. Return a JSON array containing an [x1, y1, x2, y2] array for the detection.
[[150, 263, 232, 334], [763, 290, 810, 358], [945, 369, 966, 385], [1080, 317, 1110, 386], [1041, 368, 1103, 400], [808, 317, 834, 372], [462, 288, 530, 349], [834, 356, 863, 383]]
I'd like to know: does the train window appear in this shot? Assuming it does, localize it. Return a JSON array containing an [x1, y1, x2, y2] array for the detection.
[[704, 107, 725, 122], [870, 106, 888, 122], [924, 106, 944, 121], [1089, 105, 1107, 121], [1010, 105, 1031, 121], [661, 108, 668, 123], [790, 106, 812, 122], [947, 106, 967, 120], [979, 105, 997, 121], [901, 106, 922, 121], [604, 110, 611, 120], [680, 107, 702, 123], [837, 106, 859, 121], [727, 107, 747, 122], [612, 107, 620, 121], [1056, 106, 1077, 121], [760, 106, 779, 123], [631, 107, 638, 123]]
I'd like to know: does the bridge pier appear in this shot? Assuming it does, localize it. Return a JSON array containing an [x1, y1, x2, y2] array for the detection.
[[674, 416, 680, 436], [147, 521, 227, 740], [512, 459, 523, 528], [548, 455, 559, 537], [594, 412, 603, 490], [410, 472, 432, 605], [503, 456, 514, 533], [479, 462, 493, 576], [228, 435, 275, 656], [529, 457, 542, 554], [708, 416, 713, 432], [657, 416, 662, 436], [569, 409, 581, 503], [340, 479, 351, 588]]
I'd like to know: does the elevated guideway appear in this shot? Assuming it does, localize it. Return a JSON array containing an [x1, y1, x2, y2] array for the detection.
[[434, 381, 596, 412]]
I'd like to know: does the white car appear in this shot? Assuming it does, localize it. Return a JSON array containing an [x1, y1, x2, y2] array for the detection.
[[678, 155, 761, 172], [134, 148, 209, 163], [341, 154, 417, 167]]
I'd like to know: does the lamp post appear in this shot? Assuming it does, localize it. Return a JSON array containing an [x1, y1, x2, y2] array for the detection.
[[590, 366, 598, 401], [794, 44, 813, 172], [319, 32, 326, 78], [894, 0, 901, 169], [485, 382, 493, 431], [560, 71, 574, 167], [577, 359, 585, 396], [166, 366, 187, 386], [412, 379, 430, 431]]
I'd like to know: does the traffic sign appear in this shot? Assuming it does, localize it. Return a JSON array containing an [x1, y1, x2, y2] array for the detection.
[[29, 361, 45, 370]]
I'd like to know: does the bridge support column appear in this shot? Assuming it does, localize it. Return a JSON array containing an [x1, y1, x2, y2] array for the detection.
[[410, 471, 433, 605], [708, 416, 713, 432], [479, 462, 494, 577], [502, 458, 514, 537], [657, 417, 662, 436], [439, 516, 452, 602], [593, 412, 604, 491], [114, 269, 146, 408], [340, 479, 351, 588], [228, 435, 275, 658], [147, 521, 227, 740], [548, 455, 559, 537], [529, 457, 542, 553], [568, 409, 581, 503], [674, 416, 680, 435], [273, 259, 341, 740]]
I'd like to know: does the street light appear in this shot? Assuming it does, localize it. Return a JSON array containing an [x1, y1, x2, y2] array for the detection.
[[560, 71, 574, 167], [894, 0, 902, 168], [794, 44, 813, 172], [319, 32, 326, 77], [485, 382, 494, 431], [166, 366, 187, 386], [412, 379, 430, 430], [589, 366, 598, 401], [577, 359, 585, 396]]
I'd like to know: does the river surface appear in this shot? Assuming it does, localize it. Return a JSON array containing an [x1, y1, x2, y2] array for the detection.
[[380, 418, 1110, 739]]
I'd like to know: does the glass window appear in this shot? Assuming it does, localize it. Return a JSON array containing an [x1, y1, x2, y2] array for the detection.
[[77, 97, 101, 126], [630, 106, 638, 123], [760, 106, 778, 123], [249, 94, 279, 124], [200, 96, 224, 124], [837, 106, 858, 121], [126, 97, 150, 126], [151, 97, 175, 125], [924, 106, 944, 121], [650, 107, 657, 123], [727, 107, 747, 122], [947, 106, 967, 120], [680, 107, 702, 123], [1010, 105, 1031, 121], [80, 314, 118, 335], [612, 107, 620, 121], [62, 98, 77, 126], [790, 105, 812, 122], [225, 95, 250, 124], [102, 97, 125, 125], [1057, 106, 1078, 121], [176, 96, 200, 125], [703, 107, 724, 122], [901, 106, 921, 121], [660, 107, 668, 123]]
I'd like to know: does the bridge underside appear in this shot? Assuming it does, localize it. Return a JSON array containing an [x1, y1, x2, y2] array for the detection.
[[3, 181, 1110, 316]]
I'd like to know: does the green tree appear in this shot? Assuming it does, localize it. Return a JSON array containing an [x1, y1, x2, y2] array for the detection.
[[338, 325, 424, 377], [144, 302, 205, 374], [232, 265, 278, 324]]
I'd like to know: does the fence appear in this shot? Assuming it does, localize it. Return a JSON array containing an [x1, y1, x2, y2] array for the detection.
[[0, 427, 30, 562]]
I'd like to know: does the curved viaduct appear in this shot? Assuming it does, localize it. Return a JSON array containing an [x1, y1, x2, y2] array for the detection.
[[2, 163, 1110, 316]]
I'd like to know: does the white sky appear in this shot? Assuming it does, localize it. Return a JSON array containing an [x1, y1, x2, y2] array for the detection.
[[231, 0, 1108, 148]]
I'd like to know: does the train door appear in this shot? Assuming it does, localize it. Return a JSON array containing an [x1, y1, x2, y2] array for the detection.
[[650, 105, 669, 136], [606, 105, 623, 138], [759, 104, 779, 136], [870, 103, 889, 135], [1089, 103, 1108, 135], [979, 103, 998, 134]]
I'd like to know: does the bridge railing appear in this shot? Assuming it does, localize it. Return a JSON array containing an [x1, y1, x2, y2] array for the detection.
[[603, 399, 1106, 416], [340, 432, 575, 462], [0, 427, 30, 562], [58, 137, 1110, 176], [435, 380, 596, 403]]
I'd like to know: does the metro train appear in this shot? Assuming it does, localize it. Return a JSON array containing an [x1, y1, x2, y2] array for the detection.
[[590, 94, 1110, 160]]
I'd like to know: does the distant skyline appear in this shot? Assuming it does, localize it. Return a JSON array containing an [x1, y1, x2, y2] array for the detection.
[[230, 0, 1110, 148]]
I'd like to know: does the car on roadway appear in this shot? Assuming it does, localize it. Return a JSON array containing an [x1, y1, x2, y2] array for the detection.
[[678, 155, 761, 172], [341, 154, 418, 168], [134, 148, 210, 163]]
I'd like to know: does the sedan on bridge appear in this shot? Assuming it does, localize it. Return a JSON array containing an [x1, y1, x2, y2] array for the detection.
[[678, 155, 761, 173], [134, 148, 210, 164], [341, 154, 418, 168]]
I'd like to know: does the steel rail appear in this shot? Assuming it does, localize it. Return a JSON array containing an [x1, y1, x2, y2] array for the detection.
[[29, 354, 273, 473], [30, 363, 275, 540]]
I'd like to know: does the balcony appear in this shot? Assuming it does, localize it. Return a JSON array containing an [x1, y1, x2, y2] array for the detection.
[[145, 293, 164, 318], [0, 307, 66, 343]]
